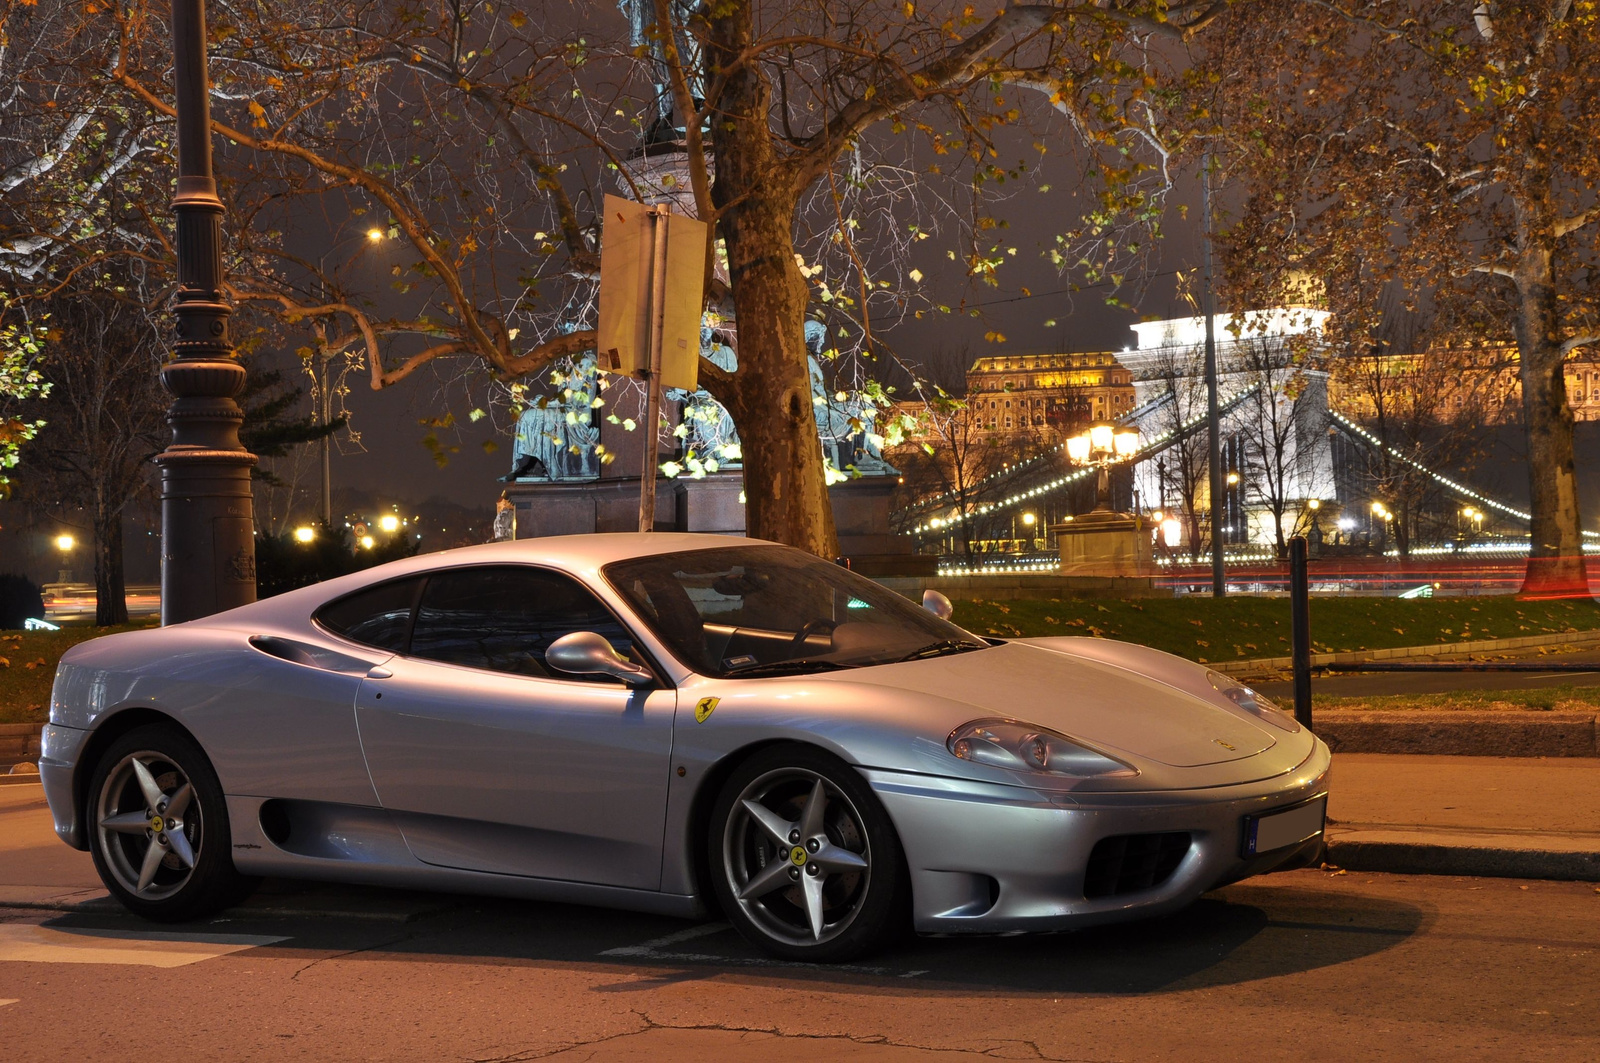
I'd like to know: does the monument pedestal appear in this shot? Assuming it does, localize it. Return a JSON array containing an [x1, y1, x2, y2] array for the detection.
[[829, 476, 936, 576], [506, 470, 746, 538], [1052, 511, 1154, 577], [506, 471, 933, 575]]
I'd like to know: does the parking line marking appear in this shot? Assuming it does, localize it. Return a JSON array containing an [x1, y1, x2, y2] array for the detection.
[[599, 922, 731, 957], [0, 924, 286, 968]]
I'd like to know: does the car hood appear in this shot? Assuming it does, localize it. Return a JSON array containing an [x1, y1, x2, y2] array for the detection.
[[825, 640, 1276, 768]]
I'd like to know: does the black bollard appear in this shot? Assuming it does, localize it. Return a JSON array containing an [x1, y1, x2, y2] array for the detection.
[[1288, 535, 1313, 730]]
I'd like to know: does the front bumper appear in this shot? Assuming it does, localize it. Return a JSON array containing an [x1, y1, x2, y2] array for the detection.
[[867, 738, 1332, 933], [39, 723, 90, 850]]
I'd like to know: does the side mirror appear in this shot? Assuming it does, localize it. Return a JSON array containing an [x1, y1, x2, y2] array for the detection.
[[546, 631, 654, 687], [921, 589, 953, 621]]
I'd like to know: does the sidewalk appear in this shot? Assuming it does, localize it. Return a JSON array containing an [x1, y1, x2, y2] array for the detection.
[[1325, 753, 1600, 881]]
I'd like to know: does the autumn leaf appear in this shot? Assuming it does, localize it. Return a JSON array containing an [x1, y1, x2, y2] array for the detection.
[[247, 100, 267, 128]]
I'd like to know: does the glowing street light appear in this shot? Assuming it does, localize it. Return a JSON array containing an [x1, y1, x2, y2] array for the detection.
[[359, 534, 376, 550], [1066, 420, 1139, 511], [294, 525, 316, 543], [378, 513, 401, 534], [54, 534, 75, 553], [366, 227, 385, 242], [1226, 470, 1240, 486], [1021, 512, 1037, 527]]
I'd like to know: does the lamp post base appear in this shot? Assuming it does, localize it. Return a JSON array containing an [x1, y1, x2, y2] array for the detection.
[[1051, 510, 1154, 577]]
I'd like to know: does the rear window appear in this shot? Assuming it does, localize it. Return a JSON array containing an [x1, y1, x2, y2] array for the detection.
[[314, 577, 423, 651]]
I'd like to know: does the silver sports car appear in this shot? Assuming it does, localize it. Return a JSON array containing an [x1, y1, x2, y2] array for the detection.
[[41, 533, 1330, 961]]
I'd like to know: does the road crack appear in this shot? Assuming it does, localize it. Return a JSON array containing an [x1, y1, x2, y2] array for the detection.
[[463, 1008, 1124, 1062]]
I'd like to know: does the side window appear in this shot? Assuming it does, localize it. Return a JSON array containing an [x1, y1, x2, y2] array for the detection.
[[408, 566, 638, 680], [315, 577, 423, 651]]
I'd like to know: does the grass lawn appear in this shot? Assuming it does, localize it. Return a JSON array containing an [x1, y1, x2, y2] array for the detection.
[[953, 595, 1600, 664], [1314, 684, 1600, 714], [0, 624, 155, 726]]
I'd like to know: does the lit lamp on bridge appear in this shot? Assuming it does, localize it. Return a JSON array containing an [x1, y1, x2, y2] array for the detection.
[[1053, 421, 1150, 577]]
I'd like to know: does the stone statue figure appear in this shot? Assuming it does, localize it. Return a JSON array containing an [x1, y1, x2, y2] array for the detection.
[[503, 354, 602, 482], [669, 331, 741, 472], [803, 320, 896, 477]]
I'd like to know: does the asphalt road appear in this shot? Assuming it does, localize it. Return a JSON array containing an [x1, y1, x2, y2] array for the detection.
[[2, 786, 1597, 1061], [1254, 645, 1600, 701]]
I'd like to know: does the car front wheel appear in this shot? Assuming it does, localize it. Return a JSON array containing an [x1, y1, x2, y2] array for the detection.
[[87, 723, 256, 922], [708, 744, 907, 962]]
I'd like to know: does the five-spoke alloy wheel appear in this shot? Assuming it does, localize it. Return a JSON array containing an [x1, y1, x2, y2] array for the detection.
[[709, 745, 906, 962], [87, 724, 256, 921]]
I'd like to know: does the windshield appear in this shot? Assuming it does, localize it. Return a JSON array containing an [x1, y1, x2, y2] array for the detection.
[[603, 545, 988, 677]]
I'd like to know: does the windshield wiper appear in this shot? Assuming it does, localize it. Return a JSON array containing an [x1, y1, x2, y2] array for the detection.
[[725, 658, 853, 679], [895, 639, 987, 663]]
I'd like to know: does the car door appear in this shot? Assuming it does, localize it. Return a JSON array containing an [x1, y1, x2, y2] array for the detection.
[[354, 564, 675, 890]]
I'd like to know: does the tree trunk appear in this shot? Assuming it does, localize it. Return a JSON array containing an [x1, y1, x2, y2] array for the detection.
[[93, 503, 128, 626], [1514, 241, 1588, 597], [709, 1, 837, 558]]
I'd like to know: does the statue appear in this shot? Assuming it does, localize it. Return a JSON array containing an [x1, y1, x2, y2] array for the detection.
[[669, 331, 741, 475], [503, 354, 601, 482], [804, 320, 896, 477]]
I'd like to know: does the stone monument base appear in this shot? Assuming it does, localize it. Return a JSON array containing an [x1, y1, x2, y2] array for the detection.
[[1052, 510, 1154, 577], [505, 471, 934, 575]]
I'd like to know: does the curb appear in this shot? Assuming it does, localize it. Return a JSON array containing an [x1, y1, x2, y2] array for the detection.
[[1213, 627, 1600, 678], [1314, 710, 1598, 757], [1326, 833, 1600, 882]]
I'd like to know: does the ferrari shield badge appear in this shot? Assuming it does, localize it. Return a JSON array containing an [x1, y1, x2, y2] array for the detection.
[[694, 697, 719, 724]]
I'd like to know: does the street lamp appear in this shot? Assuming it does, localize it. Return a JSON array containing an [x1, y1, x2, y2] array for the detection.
[[366, 227, 385, 242], [378, 513, 401, 534], [156, 0, 258, 625], [1066, 420, 1138, 511], [54, 533, 75, 584], [294, 526, 316, 543]]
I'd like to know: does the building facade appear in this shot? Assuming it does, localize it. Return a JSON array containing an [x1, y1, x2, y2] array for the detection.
[[963, 351, 1137, 437]]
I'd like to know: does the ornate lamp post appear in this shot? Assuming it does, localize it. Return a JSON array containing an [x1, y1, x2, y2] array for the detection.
[[1065, 420, 1140, 512], [155, 0, 258, 624], [1054, 421, 1147, 576]]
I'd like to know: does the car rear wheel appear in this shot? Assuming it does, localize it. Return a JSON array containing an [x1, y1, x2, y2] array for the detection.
[[87, 723, 257, 922], [708, 744, 907, 962]]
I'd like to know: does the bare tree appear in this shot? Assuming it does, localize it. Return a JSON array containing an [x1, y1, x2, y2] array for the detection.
[[1330, 296, 1510, 557], [1208, 1, 1600, 593], [1143, 344, 1212, 560], [1230, 332, 1325, 559]]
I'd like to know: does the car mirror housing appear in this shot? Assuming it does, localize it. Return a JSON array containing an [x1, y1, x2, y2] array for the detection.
[[922, 589, 953, 620], [546, 631, 654, 686]]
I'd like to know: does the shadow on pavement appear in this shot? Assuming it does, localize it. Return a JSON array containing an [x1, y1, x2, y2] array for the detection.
[[36, 871, 1425, 996]]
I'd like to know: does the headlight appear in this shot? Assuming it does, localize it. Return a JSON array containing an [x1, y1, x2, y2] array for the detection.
[[1207, 671, 1301, 732], [947, 719, 1134, 777]]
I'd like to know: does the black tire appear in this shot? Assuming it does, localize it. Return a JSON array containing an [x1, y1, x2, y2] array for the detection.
[[707, 744, 908, 962], [86, 723, 258, 922]]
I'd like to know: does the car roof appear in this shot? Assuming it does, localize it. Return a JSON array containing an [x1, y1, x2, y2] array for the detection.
[[196, 533, 784, 629]]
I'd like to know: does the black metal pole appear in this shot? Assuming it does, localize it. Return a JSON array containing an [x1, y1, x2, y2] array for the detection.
[[1201, 151, 1226, 598], [156, 0, 258, 624], [1289, 535, 1313, 730]]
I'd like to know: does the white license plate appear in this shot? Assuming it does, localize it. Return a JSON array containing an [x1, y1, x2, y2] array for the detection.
[[1244, 796, 1326, 857]]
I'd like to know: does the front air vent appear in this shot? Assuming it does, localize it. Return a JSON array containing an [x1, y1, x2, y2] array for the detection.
[[1083, 832, 1191, 899]]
